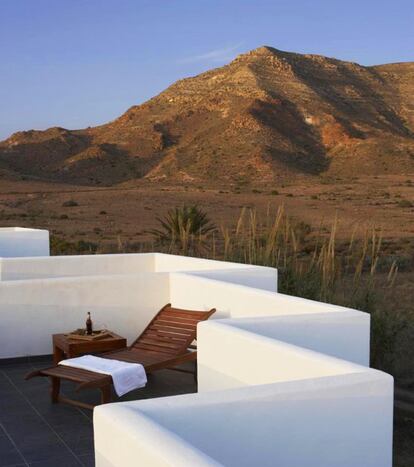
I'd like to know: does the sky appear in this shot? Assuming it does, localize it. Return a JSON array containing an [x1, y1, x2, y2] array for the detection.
[[0, 0, 413, 140]]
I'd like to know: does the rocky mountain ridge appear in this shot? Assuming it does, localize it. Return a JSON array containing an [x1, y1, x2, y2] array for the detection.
[[1, 46, 413, 186]]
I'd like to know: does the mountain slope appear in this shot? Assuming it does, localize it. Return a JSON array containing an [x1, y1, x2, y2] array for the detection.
[[1, 46, 413, 186]]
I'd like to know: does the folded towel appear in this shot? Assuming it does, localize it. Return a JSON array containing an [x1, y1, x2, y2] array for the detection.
[[59, 355, 147, 397]]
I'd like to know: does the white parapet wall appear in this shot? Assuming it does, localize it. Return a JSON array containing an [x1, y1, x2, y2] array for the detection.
[[0, 253, 155, 281], [0, 227, 49, 258], [197, 319, 368, 392], [95, 371, 393, 467], [94, 260, 392, 467], [0, 247, 393, 466], [0, 272, 170, 358], [0, 253, 277, 357], [154, 254, 278, 292]]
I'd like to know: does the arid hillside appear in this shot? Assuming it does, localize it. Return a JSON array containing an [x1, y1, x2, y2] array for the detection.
[[1, 46, 413, 186]]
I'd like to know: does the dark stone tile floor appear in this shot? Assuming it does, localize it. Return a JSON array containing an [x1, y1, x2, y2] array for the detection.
[[0, 358, 197, 467]]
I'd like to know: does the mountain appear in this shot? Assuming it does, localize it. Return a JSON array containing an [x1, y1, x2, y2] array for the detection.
[[1, 46, 413, 186]]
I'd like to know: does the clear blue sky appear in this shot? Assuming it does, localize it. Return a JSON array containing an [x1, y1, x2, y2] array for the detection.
[[1, 0, 413, 139]]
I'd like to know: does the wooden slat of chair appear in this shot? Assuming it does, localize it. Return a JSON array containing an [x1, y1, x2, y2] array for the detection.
[[151, 321, 197, 331], [144, 329, 190, 339], [143, 335, 188, 346], [160, 309, 209, 318], [155, 314, 198, 324], [132, 343, 176, 355], [138, 339, 183, 350], [157, 314, 200, 324], [25, 303, 215, 409]]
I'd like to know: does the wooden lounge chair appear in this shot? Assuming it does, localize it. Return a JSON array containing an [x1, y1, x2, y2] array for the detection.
[[25, 304, 216, 409]]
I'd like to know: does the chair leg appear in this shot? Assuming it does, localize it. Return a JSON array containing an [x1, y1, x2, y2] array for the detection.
[[194, 361, 198, 384], [100, 385, 112, 404], [50, 377, 60, 403]]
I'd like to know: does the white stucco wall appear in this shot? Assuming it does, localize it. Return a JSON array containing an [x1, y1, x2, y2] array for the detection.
[[169, 273, 356, 319], [0, 254, 277, 357], [217, 312, 370, 366], [197, 320, 366, 392], [0, 253, 155, 281], [0, 228, 49, 258], [0, 248, 393, 467], [0, 272, 169, 358], [0, 252, 277, 290], [93, 258, 390, 467], [154, 253, 258, 272], [95, 371, 393, 467], [155, 253, 278, 291]]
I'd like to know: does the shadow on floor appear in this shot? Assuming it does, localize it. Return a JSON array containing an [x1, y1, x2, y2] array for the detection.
[[0, 357, 197, 467]]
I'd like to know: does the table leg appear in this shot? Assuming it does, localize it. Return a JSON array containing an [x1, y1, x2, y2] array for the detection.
[[50, 377, 61, 403], [100, 385, 112, 404], [53, 345, 65, 365]]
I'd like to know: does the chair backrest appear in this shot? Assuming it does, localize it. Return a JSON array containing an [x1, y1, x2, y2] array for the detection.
[[130, 303, 216, 356]]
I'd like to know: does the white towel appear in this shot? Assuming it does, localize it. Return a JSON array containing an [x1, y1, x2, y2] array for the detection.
[[59, 355, 147, 397]]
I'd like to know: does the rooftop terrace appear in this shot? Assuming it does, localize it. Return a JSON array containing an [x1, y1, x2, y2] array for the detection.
[[0, 231, 393, 467]]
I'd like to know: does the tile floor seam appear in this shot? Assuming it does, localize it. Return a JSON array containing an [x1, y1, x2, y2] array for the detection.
[[2, 370, 85, 467], [0, 419, 30, 467]]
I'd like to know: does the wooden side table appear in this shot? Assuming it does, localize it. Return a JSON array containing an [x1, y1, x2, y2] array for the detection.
[[52, 332, 127, 364]]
